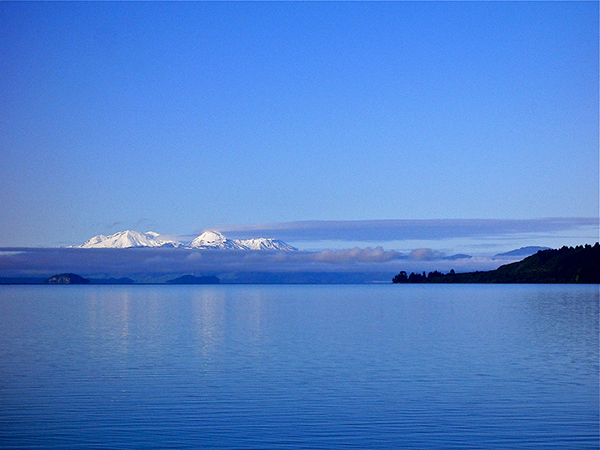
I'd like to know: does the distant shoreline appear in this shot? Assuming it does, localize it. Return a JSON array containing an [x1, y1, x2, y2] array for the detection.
[[1, 279, 598, 286]]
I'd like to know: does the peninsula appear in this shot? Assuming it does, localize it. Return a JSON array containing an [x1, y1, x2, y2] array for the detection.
[[393, 244, 600, 284]]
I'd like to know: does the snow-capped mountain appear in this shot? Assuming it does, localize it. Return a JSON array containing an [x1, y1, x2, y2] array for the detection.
[[76, 230, 298, 251], [189, 231, 298, 251], [189, 231, 248, 250], [237, 237, 297, 251], [77, 230, 181, 249]]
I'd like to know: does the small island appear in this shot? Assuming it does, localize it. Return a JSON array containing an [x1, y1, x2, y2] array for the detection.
[[44, 273, 91, 285], [393, 243, 600, 284]]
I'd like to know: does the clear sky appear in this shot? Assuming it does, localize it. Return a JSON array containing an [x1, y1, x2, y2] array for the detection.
[[1, 2, 598, 249]]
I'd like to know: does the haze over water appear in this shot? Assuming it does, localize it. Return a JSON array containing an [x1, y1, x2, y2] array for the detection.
[[0, 284, 597, 449]]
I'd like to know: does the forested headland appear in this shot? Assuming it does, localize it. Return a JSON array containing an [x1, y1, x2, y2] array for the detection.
[[393, 243, 600, 284]]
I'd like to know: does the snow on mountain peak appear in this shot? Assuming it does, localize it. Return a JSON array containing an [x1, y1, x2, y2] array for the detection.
[[237, 237, 298, 251], [192, 230, 227, 245], [187, 230, 297, 251], [189, 230, 248, 250], [76, 229, 297, 251], [77, 230, 180, 248]]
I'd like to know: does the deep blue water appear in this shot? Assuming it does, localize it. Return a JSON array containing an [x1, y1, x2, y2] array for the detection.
[[0, 284, 598, 449]]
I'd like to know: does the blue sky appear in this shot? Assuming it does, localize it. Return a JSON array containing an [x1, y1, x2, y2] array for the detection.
[[1, 2, 598, 252]]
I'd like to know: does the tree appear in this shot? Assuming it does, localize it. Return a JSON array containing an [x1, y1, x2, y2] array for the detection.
[[392, 271, 408, 283]]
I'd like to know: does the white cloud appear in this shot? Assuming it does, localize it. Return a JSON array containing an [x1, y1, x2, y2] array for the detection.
[[312, 247, 401, 263], [409, 248, 446, 260]]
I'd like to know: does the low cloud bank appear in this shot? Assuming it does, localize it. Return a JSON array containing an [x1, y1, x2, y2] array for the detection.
[[312, 247, 401, 263], [0, 247, 490, 283]]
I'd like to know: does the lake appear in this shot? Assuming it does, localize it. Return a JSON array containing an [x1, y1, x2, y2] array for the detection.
[[0, 284, 597, 449]]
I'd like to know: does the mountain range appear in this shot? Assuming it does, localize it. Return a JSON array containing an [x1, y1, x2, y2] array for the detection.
[[77, 230, 298, 251]]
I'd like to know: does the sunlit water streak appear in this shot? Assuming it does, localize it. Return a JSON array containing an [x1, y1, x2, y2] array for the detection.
[[0, 284, 597, 449]]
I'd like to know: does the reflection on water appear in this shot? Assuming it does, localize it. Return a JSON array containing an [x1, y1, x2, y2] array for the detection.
[[0, 284, 597, 449], [192, 287, 226, 358], [87, 288, 134, 358]]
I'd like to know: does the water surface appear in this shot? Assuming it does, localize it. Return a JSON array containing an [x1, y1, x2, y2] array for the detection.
[[0, 284, 598, 449]]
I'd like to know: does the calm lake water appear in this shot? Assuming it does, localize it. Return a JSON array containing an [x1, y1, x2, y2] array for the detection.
[[0, 284, 598, 449]]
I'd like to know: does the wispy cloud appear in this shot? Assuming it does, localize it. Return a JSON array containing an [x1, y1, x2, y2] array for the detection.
[[214, 218, 599, 242], [106, 221, 124, 230]]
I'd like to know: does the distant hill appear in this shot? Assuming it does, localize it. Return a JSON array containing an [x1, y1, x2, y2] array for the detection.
[[445, 253, 472, 260], [494, 246, 551, 258], [393, 243, 600, 284], [166, 275, 220, 284]]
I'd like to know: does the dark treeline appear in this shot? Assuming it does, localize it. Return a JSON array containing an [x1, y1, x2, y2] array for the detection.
[[393, 270, 455, 284], [393, 243, 600, 284]]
